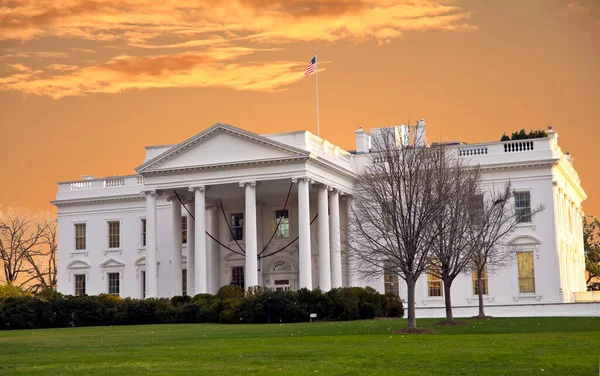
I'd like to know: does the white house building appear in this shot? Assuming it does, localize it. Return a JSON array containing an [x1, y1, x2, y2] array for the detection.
[[53, 121, 596, 317]]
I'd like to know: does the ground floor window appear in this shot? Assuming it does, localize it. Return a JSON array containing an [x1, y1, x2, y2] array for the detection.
[[274, 279, 290, 292], [518, 251, 535, 293], [74, 274, 86, 296], [231, 266, 244, 289], [383, 260, 399, 296], [427, 264, 442, 297], [472, 263, 488, 295], [182, 269, 187, 296], [108, 272, 120, 296]]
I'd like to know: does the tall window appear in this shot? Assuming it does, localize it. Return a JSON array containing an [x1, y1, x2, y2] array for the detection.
[[182, 269, 187, 296], [231, 213, 244, 241], [383, 260, 399, 296], [231, 266, 244, 288], [515, 192, 531, 223], [108, 272, 120, 296], [141, 270, 146, 298], [74, 223, 86, 250], [472, 263, 488, 295], [275, 210, 289, 238], [427, 263, 443, 297], [74, 274, 86, 296], [182, 216, 188, 244], [517, 252, 535, 293], [141, 218, 146, 247], [108, 221, 120, 248]]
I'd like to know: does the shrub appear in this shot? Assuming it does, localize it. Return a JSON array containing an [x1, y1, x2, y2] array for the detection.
[[216, 285, 244, 300], [0, 286, 400, 330], [0, 284, 31, 300], [381, 294, 404, 318]]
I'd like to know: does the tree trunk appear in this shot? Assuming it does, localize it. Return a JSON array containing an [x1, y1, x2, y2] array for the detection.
[[477, 270, 485, 317], [406, 277, 416, 329], [443, 278, 454, 322]]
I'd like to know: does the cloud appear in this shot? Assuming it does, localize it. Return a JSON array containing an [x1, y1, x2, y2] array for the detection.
[[0, 49, 309, 99], [0, 0, 475, 98], [0, 0, 474, 45]]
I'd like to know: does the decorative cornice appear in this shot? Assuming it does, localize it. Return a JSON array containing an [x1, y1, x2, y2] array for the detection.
[[51, 194, 144, 207]]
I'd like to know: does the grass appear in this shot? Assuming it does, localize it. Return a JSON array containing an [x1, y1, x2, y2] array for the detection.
[[0, 317, 599, 375]]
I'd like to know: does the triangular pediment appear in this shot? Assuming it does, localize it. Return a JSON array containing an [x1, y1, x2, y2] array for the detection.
[[136, 123, 309, 173], [100, 258, 125, 268]]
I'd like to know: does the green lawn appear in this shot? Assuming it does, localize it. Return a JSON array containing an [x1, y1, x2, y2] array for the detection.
[[0, 317, 598, 375]]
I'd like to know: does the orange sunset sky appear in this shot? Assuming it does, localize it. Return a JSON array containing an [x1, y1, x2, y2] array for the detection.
[[1, 0, 599, 216]]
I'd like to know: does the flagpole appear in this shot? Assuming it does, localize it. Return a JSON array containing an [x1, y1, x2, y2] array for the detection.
[[314, 48, 320, 138]]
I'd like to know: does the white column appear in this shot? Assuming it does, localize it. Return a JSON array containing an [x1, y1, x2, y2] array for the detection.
[[207, 205, 219, 294], [241, 181, 258, 289], [317, 185, 331, 291], [329, 189, 342, 289], [191, 186, 208, 294], [295, 177, 312, 290], [170, 197, 183, 296], [345, 195, 357, 287], [144, 190, 158, 298], [186, 199, 196, 296]]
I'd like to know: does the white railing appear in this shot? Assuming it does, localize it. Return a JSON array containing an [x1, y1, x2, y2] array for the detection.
[[103, 177, 125, 187], [69, 181, 92, 191], [63, 175, 144, 192], [458, 145, 488, 157], [503, 140, 535, 153]]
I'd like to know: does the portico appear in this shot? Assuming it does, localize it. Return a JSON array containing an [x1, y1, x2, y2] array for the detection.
[[135, 124, 355, 297]]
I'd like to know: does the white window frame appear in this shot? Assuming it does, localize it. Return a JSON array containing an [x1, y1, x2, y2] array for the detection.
[[74, 222, 87, 251], [107, 271, 121, 296], [514, 190, 532, 224], [274, 209, 290, 239], [74, 273, 87, 296], [229, 211, 244, 242], [139, 217, 146, 250], [105, 219, 122, 254]]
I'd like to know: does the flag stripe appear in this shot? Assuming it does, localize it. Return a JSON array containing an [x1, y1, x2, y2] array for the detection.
[[304, 56, 316, 76]]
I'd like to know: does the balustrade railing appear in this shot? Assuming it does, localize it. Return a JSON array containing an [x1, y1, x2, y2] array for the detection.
[[69, 181, 92, 191], [458, 145, 488, 157], [503, 140, 534, 153], [64, 175, 144, 192], [103, 177, 125, 187]]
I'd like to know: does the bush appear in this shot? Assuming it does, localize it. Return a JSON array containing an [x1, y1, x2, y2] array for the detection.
[[0, 287, 401, 330], [0, 284, 31, 299], [500, 129, 548, 141], [216, 285, 244, 300]]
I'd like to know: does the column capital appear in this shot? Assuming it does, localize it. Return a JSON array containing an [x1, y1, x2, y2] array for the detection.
[[205, 204, 219, 211], [189, 185, 206, 193], [141, 189, 159, 197], [291, 176, 313, 184], [239, 181, 257, 188]]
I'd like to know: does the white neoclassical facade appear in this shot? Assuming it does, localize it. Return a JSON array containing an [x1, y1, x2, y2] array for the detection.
[[54, 122, 594, 316]]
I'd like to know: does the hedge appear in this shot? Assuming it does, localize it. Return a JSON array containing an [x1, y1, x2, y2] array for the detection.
[[0, 286, 403, 330]]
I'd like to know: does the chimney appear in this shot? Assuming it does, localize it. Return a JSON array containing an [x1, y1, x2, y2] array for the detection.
[[399, 124, 410, 147], [354, 127, 371, 154], [413, 118, 427, 147]]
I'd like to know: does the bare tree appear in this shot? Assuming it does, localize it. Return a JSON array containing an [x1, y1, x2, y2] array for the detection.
[[467, 183, 543, 318], [348, 127, 452, 330], [0, 208, 47, 288], [24, 216, 58, 292], [428, 156, 481, 323]]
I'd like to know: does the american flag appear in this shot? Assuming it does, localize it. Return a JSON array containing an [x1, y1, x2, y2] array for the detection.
[[304, 56, 316, 76]]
